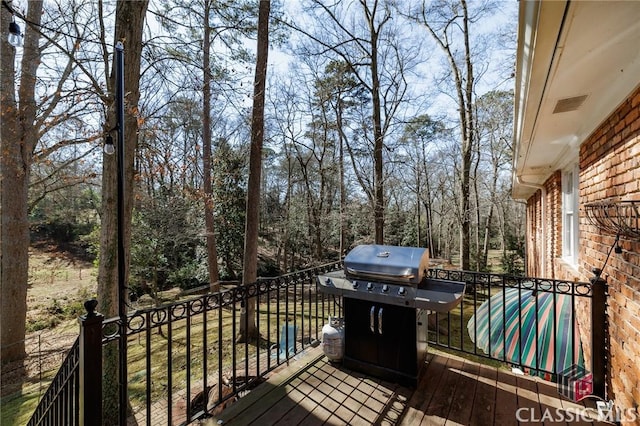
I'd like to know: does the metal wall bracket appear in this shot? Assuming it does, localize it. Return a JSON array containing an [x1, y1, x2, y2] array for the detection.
[[584, 199, 640, 239]]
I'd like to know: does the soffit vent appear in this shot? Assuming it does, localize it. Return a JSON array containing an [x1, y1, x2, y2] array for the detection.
[[553, 95, 588, 113]]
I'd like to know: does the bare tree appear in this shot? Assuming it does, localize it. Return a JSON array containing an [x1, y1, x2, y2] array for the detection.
[[266, 58, 365, 263], [475, 90, 513, 270], [287, 0, 418, 245], [238, 0, 270, 344], [316, 60, 366, 255], [402, 0, 496, 269], [0, 0, 44, 366], [267, 73, 305, 270], [0, 0, 149, 370], [398, 114, 448, 253]]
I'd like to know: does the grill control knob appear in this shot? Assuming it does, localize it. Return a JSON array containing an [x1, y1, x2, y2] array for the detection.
[[398, 286, 406, 296], [367, 282, 373, 291], [382, 284, 389, 293], [352, 281, 359, 289]]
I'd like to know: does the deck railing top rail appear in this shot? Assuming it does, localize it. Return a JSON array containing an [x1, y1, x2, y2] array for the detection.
[[101, 260, 343, 343], [427, 268, 593, 297]]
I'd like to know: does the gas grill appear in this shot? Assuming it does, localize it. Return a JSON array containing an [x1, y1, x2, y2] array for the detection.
[[317, 244, 465, 386]]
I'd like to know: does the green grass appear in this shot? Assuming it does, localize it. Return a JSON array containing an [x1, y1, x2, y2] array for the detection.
[[0, 368, 59, 426], [26, 298, 86, 332]]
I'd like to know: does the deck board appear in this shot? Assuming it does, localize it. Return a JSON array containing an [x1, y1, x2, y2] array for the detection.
[[493, 368, 519, 424], [402, 352, 449, 425], [516, 372, 545, 423], [205, 347, 610, 426], [422, 355, 463, 425], [444, 359, 480, 425], [468, 362, 497, 425]]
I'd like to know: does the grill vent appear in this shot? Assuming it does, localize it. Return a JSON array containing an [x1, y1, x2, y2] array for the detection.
[[553, 95, 588, 113]]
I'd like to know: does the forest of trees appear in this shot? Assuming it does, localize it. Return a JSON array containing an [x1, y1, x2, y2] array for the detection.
[[0, 0, 522, 377]]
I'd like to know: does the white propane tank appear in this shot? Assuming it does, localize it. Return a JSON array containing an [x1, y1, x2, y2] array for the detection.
[[322, 317, 344, 362]]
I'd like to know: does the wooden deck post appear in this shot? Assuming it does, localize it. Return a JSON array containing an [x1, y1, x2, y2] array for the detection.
[[590, 271, 607, 399], [79, 299, 104, 425]]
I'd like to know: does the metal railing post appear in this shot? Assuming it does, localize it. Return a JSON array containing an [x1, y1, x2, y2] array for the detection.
[[590, 270, 607, 399], [79, 299, 104, 426]]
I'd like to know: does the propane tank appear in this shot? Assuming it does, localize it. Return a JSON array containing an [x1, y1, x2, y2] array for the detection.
[[322, 317, 344, 362]]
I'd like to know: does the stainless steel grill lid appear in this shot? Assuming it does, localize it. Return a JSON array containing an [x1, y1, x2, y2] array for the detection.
[[343, 245, 429, 285], [318, 244, 465, 312]]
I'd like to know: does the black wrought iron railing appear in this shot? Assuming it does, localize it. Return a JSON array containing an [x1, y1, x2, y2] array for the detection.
[[25, 261, 343, 426], [27, 264, 607, 425], [104, 261, 343, 425], [425, 269, 599, 382], [26, 338, 80, 426]]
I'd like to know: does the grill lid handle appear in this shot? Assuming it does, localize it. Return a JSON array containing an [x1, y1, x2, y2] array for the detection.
[[345, 267, 415, 280]]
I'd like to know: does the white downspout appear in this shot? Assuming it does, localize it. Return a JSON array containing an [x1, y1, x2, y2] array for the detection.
[[516, 176, 547, 277]]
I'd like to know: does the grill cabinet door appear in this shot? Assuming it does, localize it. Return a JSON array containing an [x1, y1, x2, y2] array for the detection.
[[344, 298, 417, 376], [377, 303, 417, 375], [344, 298, 378, 365]]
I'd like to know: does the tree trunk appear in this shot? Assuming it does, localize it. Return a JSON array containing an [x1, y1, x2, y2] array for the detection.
[[460, 135, 472, 270], [368, 13, 385, 245], [425, 164, 434, 255], [203, 1, 220, 293], [337, 102, 347, 256], [423, 198, 434, 254], [461, 0, 474, 271], [482, 164, 500, 271], [97, 1, 148, 423], [482, 202, 495, 271], [238, 0, 270, 344], [0, 0, 43, 366], [416, 172, 421, 247], [473, 138, 481, 270], [282, 156, 292, 272]]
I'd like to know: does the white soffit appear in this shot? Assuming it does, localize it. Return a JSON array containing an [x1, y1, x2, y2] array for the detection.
[[512, 1, 640, 199]]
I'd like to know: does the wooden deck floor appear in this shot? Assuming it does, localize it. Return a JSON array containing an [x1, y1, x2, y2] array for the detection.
[[205, 347, 611, 425]]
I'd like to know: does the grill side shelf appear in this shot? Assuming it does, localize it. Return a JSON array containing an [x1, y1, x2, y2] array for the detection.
[[415, 279, 466, 312], [316, 271, 352, 296]]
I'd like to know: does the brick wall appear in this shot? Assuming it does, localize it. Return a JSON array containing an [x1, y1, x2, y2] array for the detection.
[[525, 191, 541, 277], [577, 84, 640, 413], [524, 171, 562, 278], [526, 83, 640, 415]]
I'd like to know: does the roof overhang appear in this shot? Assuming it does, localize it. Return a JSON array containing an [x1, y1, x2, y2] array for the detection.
[[512, 1, 640, 200]]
